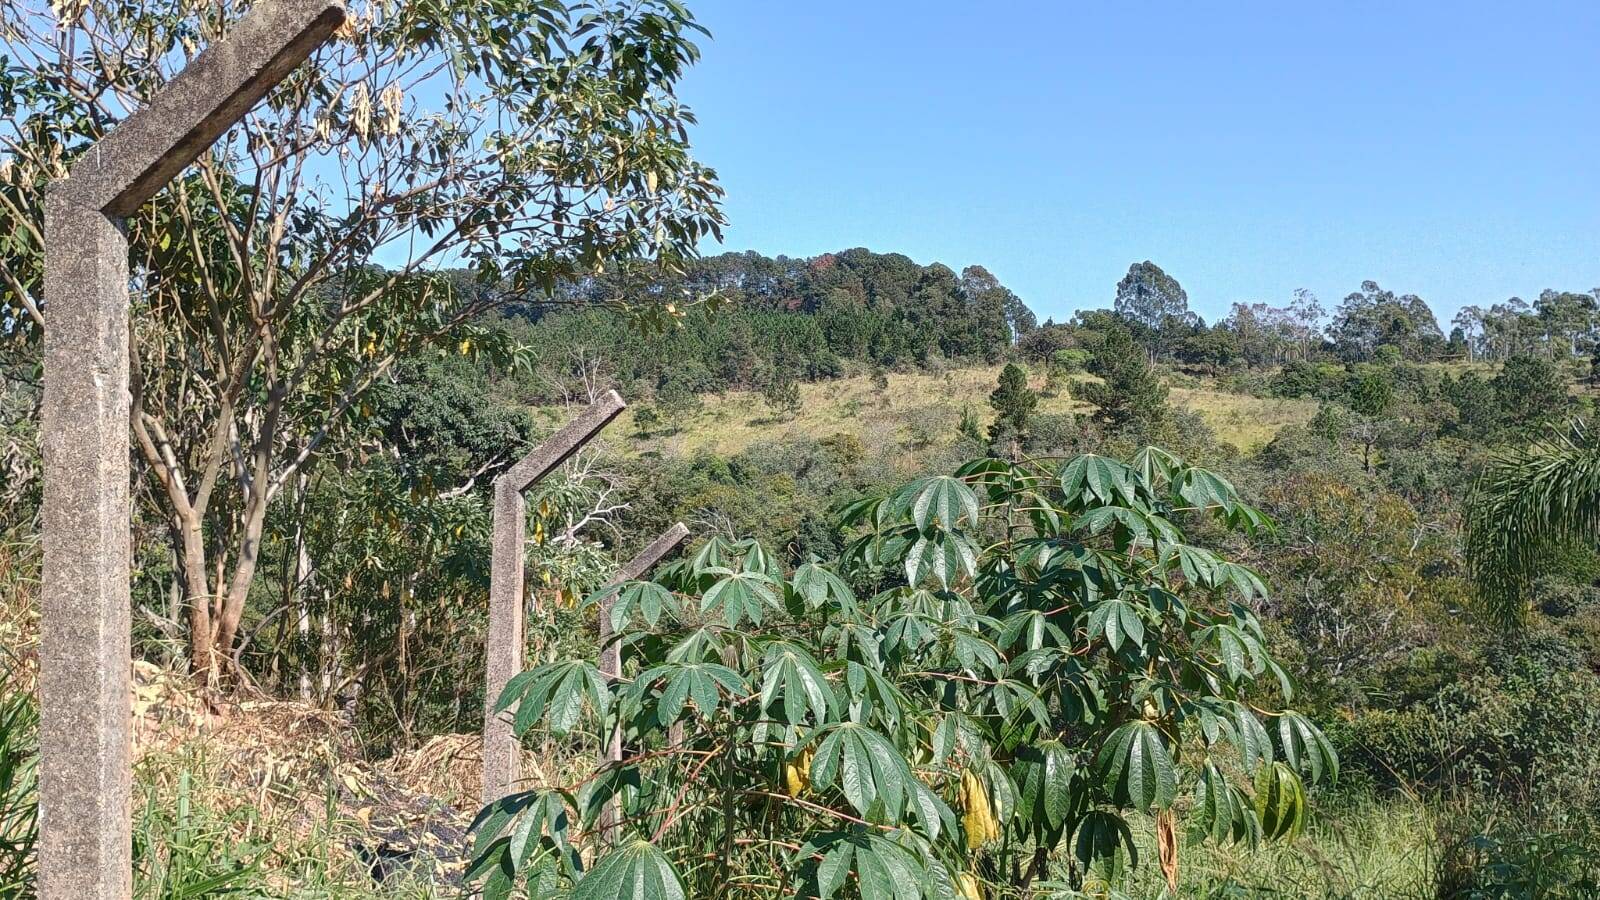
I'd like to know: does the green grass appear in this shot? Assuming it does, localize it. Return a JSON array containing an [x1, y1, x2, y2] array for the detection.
[[1118, 793, 1438, 899]]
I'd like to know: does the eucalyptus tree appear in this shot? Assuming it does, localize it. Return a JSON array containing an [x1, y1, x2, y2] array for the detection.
[[471, 447, 1335, 898], [1113, 260, 1193, 361], [0, 0, 724, 678], [1328, 281, 1443, 362], [1222, 290, 1323, 367], [1534, 290, 1599, 358]]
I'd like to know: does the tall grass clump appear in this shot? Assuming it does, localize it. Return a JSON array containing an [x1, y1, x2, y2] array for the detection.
[[0, 680, 37, 898]]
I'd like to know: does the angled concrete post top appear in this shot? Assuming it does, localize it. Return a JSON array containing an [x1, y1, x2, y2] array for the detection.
[[496, 389, 627, 495], [40, 3, 345, 898], [482, 391, 627, 804], [54, 0, 347, 218], [599, 522, 691, 688], [608, 522, 691, 589]]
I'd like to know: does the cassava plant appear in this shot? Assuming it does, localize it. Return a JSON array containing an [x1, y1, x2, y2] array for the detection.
[[469, 446, 1336, 898]]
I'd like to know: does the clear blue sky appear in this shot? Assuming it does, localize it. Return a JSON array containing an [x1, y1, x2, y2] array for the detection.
[[675, 1, 1600, 326]]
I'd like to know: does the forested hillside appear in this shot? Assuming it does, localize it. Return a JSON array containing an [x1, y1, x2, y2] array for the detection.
[[510, 249, 1036, 402]]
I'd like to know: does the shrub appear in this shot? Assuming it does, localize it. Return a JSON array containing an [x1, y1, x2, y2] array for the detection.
[[1345, 631, 1600, 803], [1022, 412, 1082, 456], [1434, 793, 1600, 899]]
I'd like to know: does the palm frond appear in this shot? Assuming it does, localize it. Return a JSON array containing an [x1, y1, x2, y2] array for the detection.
[[1466, 420, 1600, 624]]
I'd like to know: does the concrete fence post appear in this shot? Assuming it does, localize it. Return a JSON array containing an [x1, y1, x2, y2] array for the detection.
[[482, 392, 625, 804], [39, 4, 344, 896]]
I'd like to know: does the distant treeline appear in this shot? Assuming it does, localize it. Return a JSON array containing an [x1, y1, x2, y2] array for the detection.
[[499, 251, 1600, 402], [504, 249, 1036, 401], [1016, 262, 1600, 373]]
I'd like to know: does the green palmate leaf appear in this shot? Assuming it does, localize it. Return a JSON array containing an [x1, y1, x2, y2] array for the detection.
[[1060, 454, 1138, 507], [1074, 809, 1137, 884], [793, 561, 858, 612], [1171, 544, 1222, 588], [467, 790, 579, 898], [844, 661, 904, 731], [949, 628, 1004, 678], [1175, 466, 1238, 511], [931, 712, 987, 765], [998, 609, 1069, 652], [1188, 762, 1261, 847], [1132, 445, 1184, 487], [829, 622, 885, 667], [1198, 623, 1267, 683], [497, 659, 610, 738], [635, 661, 745, 728], [759, 642, 836, 732], [1023, 491, 1066, 536], [1094, 721, 1176, 814], [798, 831, 934, 900], [740, 538, 778, 576], [1074, 506, 1146, 544], [1276, 710, 1339, 784], [906, 475, 981, 533], [1215, 561, 1270, 602], [904, 777, 956, 843], [809, 722, 920, 824], [690, 536, 775, 578], [837, 495, 885, 529], [571, 840, 686, 900], [664, 626, 729, 665], [1227, 499, 1273, 534], [881, 607, 937, 659], [1008, 645, 1065, 682], [904, 529, 977, 589], [577, 762, 643, 829], [1088, 598, 1145, 652], [1012, 739, 1079, 841], [989, 678, 1052, 733], [1226, 703, 1274, 773], [699, 569, 780, 627], [689, 535, 742, 573], [1142, 584, 1187, 624], [600, 579, 678, 632], [1254, 762, 1308, 842], [957, 458, 1034, 515]]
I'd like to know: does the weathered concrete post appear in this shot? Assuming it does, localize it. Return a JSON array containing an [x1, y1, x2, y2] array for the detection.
[[482, 391, 626, 804], [39, 3, 344, 897], [596, 522, 689, 836]]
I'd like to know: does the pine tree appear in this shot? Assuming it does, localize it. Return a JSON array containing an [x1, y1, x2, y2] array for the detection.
[[762, 368, 803, 419], [988, 364, 1038, 450], [1081, 327, 1169, 433], [957, 404, 985, 443]]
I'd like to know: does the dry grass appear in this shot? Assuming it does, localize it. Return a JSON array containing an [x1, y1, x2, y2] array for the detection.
[[551, 365, 1318, 461], [129, 664, 476, 892], [1170, 385, 1318, 450], [0, 534, 39, 693]]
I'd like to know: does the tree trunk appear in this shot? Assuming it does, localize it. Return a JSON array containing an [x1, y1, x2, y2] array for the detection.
[[178, 513, 217, 682], [295, 512, 315, 700]]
